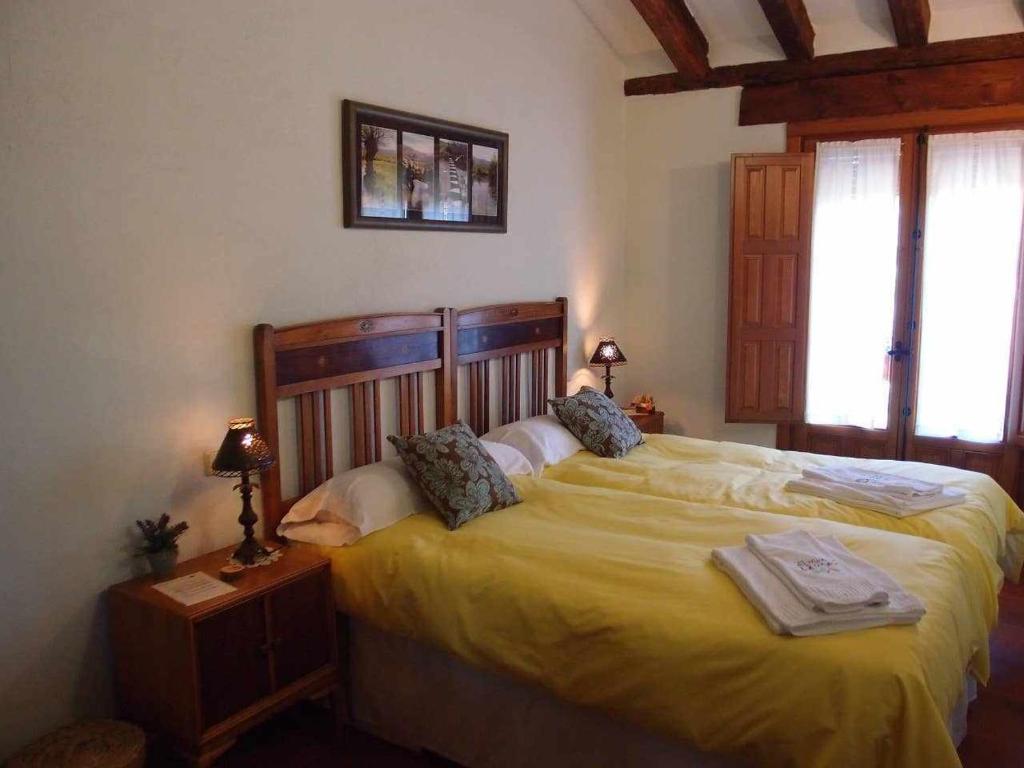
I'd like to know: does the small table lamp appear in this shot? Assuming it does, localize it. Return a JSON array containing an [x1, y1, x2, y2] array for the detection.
[[212, 417, 276, 565], [589, 338, 627, 399]]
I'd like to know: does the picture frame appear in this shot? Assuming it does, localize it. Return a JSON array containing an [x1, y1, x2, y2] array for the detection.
[[342, 100, 508, 233]]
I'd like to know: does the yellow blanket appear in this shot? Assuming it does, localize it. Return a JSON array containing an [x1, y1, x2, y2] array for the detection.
[[544, 434, 1024, 627], [317, 477, 988, 768]]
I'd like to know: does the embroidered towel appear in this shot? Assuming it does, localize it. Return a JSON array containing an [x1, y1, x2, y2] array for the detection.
[[785, 478, 966, 519], [802, 467, 943, 499], [712, 545, 925, 637], [746, 530, 889, 613]]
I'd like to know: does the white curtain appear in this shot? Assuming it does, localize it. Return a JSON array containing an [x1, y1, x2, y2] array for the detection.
[[805, 139, 902, 429], [914, 130, 1024, 443]]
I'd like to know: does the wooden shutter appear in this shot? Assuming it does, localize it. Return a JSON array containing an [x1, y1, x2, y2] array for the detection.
[[726, 153, 814, 422]]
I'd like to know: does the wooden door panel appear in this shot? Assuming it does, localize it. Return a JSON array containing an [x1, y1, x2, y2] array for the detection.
[[727, 154, 814, 422], [268, 572, 332, 690], [196, 598, 271, 730]]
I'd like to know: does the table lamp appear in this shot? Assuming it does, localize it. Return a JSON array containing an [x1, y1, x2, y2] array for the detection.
[[589, 338, 627, 399], [212, 417, 276, 565]]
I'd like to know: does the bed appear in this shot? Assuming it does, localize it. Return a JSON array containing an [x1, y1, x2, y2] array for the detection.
[[542, 434, 1024, 629], [251, 298, 996, 768]]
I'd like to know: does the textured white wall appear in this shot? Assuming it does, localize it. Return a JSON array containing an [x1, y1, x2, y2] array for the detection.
[[0, 0, 625, 755], [621, 88, 784, 445]]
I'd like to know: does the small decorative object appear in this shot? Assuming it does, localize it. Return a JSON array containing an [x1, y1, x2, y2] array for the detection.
[[631, 393, 656, 414], [211, 417, 276, 565], [342, 100, 508, 232], [135, 513, 188, 579], [589, 337, 628, 399], [219, 563, 245, 582]]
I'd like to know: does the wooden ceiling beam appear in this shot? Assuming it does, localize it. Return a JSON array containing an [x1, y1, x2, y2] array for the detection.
[[757, 0, 814, 60], [738, 57, 1024, 126], [624, 32, 1024, 96], [630, 0, 710, 79], [887, 0, 931, 47]]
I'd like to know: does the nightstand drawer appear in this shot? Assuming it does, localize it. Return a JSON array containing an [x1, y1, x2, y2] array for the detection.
[[196, 599, 271, 729], [268, 570, 333, 689], [629, 411, 664, 434]]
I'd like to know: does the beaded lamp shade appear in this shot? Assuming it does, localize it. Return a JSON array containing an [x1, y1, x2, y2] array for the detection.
[[589, 338, 627, 400], [212, 418, 275, 477], [589, 338, 627, 367]]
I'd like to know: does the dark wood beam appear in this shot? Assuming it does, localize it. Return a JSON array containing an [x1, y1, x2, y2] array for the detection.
[[738, 57, 1024, 125], [757, 0, 814, 60], [887, 0, 930, 47], [624, 32, 1024, 95], [630, 0, 710, 79]]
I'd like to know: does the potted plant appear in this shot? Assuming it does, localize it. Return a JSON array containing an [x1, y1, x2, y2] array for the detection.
[[136, 514, 189, 579]]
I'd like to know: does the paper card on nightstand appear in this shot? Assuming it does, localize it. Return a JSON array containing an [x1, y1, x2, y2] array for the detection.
[[151, 571, 237, 606]]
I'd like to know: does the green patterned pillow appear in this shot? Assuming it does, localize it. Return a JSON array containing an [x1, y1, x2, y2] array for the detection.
[[387, 421, 521, 530], [548, 387, 643, 458]]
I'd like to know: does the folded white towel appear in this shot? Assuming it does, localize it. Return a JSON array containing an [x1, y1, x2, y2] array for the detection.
[[802, 467, 942, 499], [712, 544, 925, 637], [785, 478, 966, 519], [746, 530, 889, 613]]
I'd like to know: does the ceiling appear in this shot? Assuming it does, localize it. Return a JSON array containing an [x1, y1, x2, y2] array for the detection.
[[575, 0, 1024, 77]]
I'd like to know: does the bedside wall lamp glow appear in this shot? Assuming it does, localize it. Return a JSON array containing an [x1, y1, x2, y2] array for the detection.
[[212, 417, 276, 565], [589, 338, 627, 399]]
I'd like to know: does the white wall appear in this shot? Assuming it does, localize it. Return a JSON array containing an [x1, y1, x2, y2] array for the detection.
[[621, 88, 784, 445], [0, 0, 625, 756]]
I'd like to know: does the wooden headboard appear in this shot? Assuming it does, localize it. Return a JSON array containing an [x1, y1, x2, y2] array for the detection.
[[253, 297, 568, 538], [253, 310, 456, 538], [456, 297, 568, 435]]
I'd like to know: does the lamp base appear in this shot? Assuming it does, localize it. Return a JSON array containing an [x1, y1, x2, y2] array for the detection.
[[602, 365, 615, 400], [232, 536, 269, 566]]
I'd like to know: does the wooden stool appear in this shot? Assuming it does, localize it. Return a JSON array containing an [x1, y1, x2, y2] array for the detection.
[[7, 720, 145, 768]]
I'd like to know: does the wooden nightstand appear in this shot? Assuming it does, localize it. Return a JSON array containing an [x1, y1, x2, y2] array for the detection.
[[628, 410, 665, 434], [108, 546, 339, 767]]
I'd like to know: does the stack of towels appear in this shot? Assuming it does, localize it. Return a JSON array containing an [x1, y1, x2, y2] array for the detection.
[[785, 466, 966, 518], [713, 529, 925, 636]]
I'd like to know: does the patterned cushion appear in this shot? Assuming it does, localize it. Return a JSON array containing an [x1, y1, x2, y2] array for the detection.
[[388, 421, 521, 530], [548, 387, 643, 458]]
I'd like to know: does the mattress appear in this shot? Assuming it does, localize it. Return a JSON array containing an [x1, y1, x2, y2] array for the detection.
[[543, 433, 1024, 628], [312, 476, 990, 768]]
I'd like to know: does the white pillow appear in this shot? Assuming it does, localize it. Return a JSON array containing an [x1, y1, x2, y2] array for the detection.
[[277, 458, 430, 546], [479, 439, 534, 477], [481, 415, 583, 476]]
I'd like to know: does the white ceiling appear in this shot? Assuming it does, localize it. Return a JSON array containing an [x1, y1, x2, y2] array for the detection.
[[575, 0, 1024, 77]]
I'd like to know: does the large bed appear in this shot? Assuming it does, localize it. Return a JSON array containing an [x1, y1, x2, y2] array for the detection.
[[250, 298, 1014, 768]]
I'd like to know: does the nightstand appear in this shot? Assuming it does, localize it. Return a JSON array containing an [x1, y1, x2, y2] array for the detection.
[[628, 410, 665, 434], [108, 546, 339, 767]]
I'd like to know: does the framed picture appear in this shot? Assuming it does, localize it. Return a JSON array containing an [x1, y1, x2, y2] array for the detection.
[[342, 100, 508, 232]]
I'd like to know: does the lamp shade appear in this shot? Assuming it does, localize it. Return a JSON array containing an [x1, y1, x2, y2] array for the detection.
[[211, 417, 275, 477], [589, 338, 627, 368]]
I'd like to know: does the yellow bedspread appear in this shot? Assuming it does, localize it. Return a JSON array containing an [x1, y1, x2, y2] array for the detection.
[[317, 477, 989, 768], [544, 434, 1024, 628]]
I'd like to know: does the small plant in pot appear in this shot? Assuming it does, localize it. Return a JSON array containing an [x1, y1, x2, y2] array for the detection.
[[136, 514, 189, 579]]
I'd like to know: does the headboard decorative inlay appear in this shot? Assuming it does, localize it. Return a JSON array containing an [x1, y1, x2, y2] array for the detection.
[[253, 298, 568, 539]]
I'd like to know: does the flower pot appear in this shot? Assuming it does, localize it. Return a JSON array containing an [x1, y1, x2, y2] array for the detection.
[[146, 549, 178, 579]]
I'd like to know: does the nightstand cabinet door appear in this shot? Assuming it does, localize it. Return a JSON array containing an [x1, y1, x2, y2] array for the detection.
[[268, 571, 333, 689], [196, 598, 272, 730]]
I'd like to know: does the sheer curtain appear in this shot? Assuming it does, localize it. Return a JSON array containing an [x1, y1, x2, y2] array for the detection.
[[914, 131, 1024, 443], [805, 139, 902, 429]]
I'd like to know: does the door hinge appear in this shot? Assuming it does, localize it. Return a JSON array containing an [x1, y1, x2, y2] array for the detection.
[[917, 132, 927, 146], [912, 228, 922, 240], [901, 406, 912, 418]]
